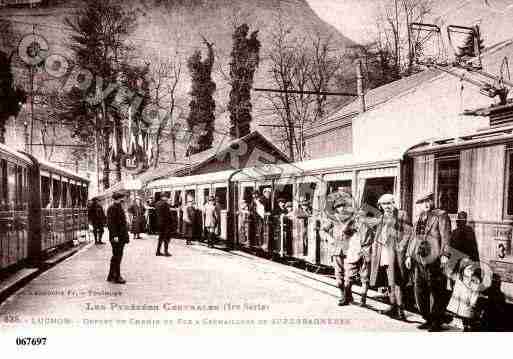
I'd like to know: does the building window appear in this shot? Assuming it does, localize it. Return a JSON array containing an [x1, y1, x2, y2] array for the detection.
[[436, 154, 459, 214], [215, 187, 227, 210]]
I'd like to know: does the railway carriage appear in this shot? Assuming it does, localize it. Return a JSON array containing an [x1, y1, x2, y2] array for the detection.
[[144, 151, 404, 268], [0, 142, 89, 273], [403, 125, 513, 299]]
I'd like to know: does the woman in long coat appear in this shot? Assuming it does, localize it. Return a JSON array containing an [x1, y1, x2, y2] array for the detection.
[[369, 194, 412, 320], [128, 197, 146, 239]]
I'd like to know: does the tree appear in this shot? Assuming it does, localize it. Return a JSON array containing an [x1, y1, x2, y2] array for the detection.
[[0, 50, 27, 144], [373, 0, 433, 78], [228, 23, 260, 139], [65, 0, 136, 190], [263, 18, 346, 161], [186, 37, 216, 155], [146, 58, 184, 167]]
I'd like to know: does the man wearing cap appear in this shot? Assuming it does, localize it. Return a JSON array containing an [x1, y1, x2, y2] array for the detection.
[[273, 198, 288, 216], [88, 197, 106, 244], [155, 194, 173, 256], [322, 192, 373, 306], [450, 211, 479, 263], [406, 191, 451, 331], [370, 194, 411, 320], [106, 192, 130, 284], [204, 196, 220, 248]]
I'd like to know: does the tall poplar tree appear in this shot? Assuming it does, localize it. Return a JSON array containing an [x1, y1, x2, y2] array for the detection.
[[186, 38, 215, 155], [228, 24, 260, 139]]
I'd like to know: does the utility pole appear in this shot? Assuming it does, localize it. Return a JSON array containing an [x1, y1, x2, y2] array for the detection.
[[29, 24, 36, 155]]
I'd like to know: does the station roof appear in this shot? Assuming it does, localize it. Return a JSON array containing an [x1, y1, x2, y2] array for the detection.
[[137, 131, 289, 184]]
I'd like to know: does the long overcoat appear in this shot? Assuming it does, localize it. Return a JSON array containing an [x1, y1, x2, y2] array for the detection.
[[156, 199, 173, 239], [369, 210, 412, 287], [107, 202, 129, 243]]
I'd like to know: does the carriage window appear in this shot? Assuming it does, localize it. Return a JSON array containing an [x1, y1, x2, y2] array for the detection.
[[361, 177, 395, 215], [185, 189, 195, 203], [327, 180, 352, 195], [215, 187, 227, 210], [436, 155, 459, 214], [203, 188, 210, 205], [7, 162, 16, 210], [242, 186, 254, 205], [275, 183, 293, 206], [52, 178, 61, 208], [16, 166, 23, 210], [297, 182, 316, 203], [41, 176, 50, 208], [0, 159, 6, 210], [173, 190, 181, 207]]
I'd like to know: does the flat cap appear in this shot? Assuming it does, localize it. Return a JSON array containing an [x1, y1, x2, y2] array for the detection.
[[456, 211, 468, 221], [262, 187, 272, 193], [415, 191, 434, 204]]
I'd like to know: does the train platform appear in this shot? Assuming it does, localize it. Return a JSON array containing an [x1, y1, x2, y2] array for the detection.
[[0, 231, 466, 333]]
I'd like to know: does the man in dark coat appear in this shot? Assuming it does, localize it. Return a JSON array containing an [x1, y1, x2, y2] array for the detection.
[[370, 194, 411, 320], [88, 197, 106, 244], [450, 211, 479, 263], [406, 192, 452, 331], [155, 194, 173, 256], [106, 192, 130, 284]]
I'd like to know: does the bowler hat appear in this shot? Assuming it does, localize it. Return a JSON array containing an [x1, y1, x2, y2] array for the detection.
[[456, 211, 468, 221], [112, 191, 127, 200], [415, 191, 434, 204]]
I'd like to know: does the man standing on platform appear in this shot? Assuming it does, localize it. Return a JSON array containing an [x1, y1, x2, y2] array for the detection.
[[322, 192, 373, 306], [406, 192, 451, 331], [204, 196, 220, 248], [450, 211, 479, 263], [370, 194, 411, 320], [106, 192, 130, 284], [88, 197, 106, 244], [155, 194, 173, 256]]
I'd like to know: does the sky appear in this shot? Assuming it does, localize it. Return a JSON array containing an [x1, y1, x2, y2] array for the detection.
[[305, 0, 380, 44]]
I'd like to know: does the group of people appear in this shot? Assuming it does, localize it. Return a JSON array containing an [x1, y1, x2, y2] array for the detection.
[[87, 191, 223, 284], [323, 190, 492, 332]]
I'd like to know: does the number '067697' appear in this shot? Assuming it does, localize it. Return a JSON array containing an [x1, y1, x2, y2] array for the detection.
[[16, 337, 47, 346]]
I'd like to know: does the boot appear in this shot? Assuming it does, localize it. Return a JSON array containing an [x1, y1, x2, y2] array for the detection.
[[382, 305, 398, 318], [339, 284, 353, 305], [397, 306, 406, 321], [359, 285, 368, 307], [337, 286, 349, 306]]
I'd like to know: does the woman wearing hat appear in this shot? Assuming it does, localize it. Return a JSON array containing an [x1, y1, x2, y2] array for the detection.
[[128, 196, 145, 240], [369, 193, 411, 320]]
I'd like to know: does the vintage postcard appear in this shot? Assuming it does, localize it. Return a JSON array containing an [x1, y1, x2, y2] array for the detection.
[[1, 0, 512, 354]]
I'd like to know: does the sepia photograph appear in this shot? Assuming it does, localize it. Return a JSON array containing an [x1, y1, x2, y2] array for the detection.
[[1, 0, 513, 355]]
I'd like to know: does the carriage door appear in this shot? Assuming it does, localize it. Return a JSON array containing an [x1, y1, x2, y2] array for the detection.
[[0, 159, 9, 269]]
